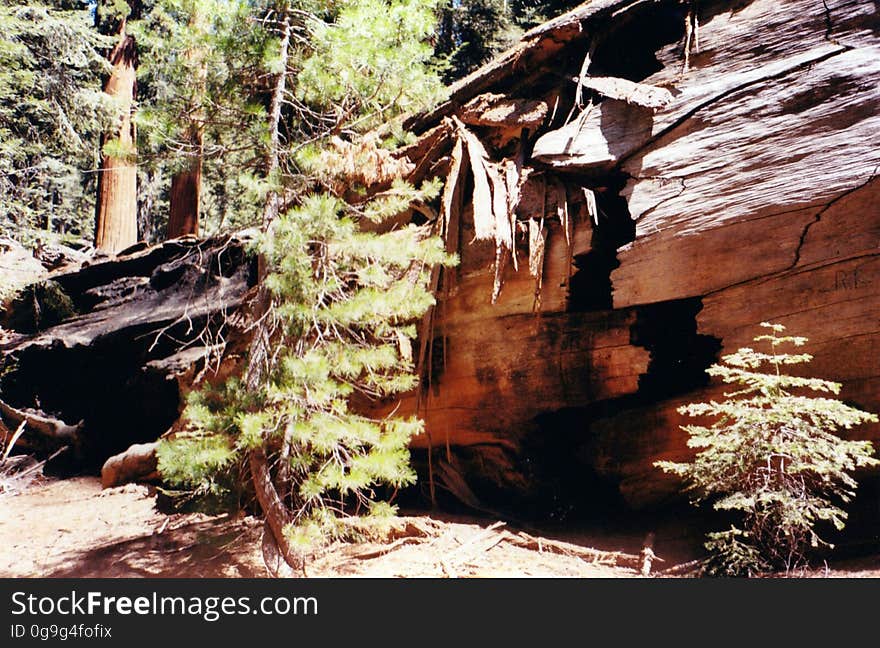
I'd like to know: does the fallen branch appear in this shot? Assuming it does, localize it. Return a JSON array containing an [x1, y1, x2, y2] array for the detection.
[[1, 421, 27, 462], [448, 521, 507, 562], [352, 536, 424, 560], [658, 558, 704, 577], [506, 531, 640, 568], [0, 399, 82, 442]]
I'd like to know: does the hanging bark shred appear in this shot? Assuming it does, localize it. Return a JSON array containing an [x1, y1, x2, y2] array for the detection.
[[441, 138, 467, 295], [555, 180, 570, 247], [452, 117, 530, 303], [442, 138, 465, 235], [491, 246, 509, 305], [583, 187, 599, 226], [528, 218, 547, 311], [528, 218, 547, 280], [486, 164, 510, 250], [453, 118, 495, 241], [504, 152, 526, 272]]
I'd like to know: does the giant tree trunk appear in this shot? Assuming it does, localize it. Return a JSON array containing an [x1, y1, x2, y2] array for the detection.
[[166, 131, 203, 239], [166, 8, 207, 240], [94, 21, 138, 254]]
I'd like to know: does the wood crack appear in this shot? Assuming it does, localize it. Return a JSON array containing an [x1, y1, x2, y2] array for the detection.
[[789, 164, 880, 270]]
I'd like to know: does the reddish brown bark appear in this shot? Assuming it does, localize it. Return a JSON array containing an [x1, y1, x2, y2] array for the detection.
[[166, 149, 202, 238], [166, 8, 207, 240], [94, 23, 138, 254]]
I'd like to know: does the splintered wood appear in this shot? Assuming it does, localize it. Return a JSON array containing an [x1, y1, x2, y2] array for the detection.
[[307, 517, 641, 578], [455, 118, 495, 242], [528, 218, 547, 309], [451, 117, 529, 303]]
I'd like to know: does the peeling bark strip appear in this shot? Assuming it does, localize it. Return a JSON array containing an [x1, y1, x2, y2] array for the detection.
[[576, 76, 673, 111], [582, 188, 598, 226], [486, 164, 510, 249], [459, 93, 548, 128], [442, 138, 465, 236], [528, 217, 547, 310], [454, 118, 495, 241], [94, 19, 138, 254]]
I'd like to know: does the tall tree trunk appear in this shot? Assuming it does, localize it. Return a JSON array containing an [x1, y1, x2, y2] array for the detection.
[[166, 129, 203, 238], [167, 7, 207, 239], [246, 14, 300, 573], [94, 20, 138, 254], [260, 15, 290, 230]]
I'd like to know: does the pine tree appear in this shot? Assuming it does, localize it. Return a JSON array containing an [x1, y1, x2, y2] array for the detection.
[[133, 0, 273, 239], [0, 0, 111, 245], [433, 0, 583, 82], [509, 0, 582, 29], [656, 322, 879, 576], [157, 0, 455, 569], [435, 0, 517, 82]]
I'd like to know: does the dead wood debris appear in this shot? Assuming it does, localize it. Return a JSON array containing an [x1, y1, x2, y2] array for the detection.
[[450, 117, 529, 303], [0, 447, 65, 496], [458, 93, 549, 129], [0, 398, 83, 444], [309, 516, 642, 578], [321, 133, 415, 190]]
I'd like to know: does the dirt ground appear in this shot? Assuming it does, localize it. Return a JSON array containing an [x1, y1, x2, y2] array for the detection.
[[1, 476, 877, 578]]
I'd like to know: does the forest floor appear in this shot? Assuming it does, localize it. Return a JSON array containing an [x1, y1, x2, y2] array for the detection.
[[1, 476, 878, 578]]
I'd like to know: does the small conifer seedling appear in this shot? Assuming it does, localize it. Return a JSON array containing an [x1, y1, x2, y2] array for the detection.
[[656, 322, 879, 576]]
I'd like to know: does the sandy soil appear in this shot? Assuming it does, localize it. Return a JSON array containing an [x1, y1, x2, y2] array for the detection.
[[1, 476, 876, 578], [0, 477, 642, 578]]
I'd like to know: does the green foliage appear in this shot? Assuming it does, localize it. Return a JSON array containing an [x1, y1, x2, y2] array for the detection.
[[656, 323, 879, 576], [161, 182, 456, 551], [298, 0, 446, 129], [435, 0, 517, 82], [0, 1, 113, 245], [434, 0, 582, 82], [149, 0, 455, 555], [132, 0, 269, 237], [509, 0, 582, 29]]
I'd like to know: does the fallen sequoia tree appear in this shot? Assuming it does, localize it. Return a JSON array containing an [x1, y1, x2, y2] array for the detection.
[[2, 0, 879, 524], [382, 0, 880, 511], [0, 234, 257, 476]]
